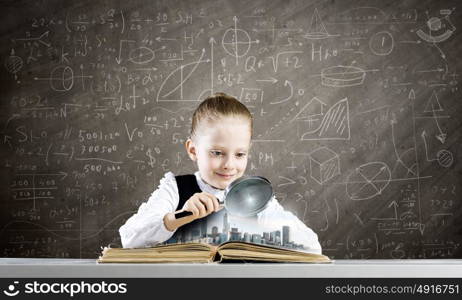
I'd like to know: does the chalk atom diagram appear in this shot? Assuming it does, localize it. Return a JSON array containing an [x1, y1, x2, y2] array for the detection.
[[416, 9, 456, 43], [415, 9, 456, 59]]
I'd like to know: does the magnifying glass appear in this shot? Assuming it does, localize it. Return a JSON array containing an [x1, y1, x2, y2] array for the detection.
[[174, 176, 273, 219]]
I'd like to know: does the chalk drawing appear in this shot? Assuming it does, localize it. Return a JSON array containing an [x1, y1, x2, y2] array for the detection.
[[4, 49, 23, 82], [369, 31, 394, 56], [303, 8, 339, 40], [128, 46, 165, 64], [416, 9, 456, 59], [346, 162, 391, 201], [309, 147, 341, 185], [222, 16, 259, 65], [421, 130, 454, 168], [321, 65, 366, 87], [239, 87, 264, 105], [34, 65, 92, 92], [423, 90, 447, 144], [156, 49, 211, 102], [416, 9, 456, 43], [293, 97, 350, 141]]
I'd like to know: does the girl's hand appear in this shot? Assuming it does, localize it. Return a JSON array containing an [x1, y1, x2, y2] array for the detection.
[[181, 192, 222, 220]]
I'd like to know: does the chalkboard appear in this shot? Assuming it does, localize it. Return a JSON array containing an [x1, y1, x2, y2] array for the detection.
[[0, 0, 461, 259]]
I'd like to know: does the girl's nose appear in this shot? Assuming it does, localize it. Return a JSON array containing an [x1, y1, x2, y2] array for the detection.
[[222, 155, 234, 169]]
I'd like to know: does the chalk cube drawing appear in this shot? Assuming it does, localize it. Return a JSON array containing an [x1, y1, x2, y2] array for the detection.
[[309, 147, 340, 184]]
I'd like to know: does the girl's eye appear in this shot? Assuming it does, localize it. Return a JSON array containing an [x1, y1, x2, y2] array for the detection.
[[236, 153, 247, 158], [211, 151, 222, 156]]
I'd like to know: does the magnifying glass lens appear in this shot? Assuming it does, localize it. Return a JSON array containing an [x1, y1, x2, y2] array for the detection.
[[225, 178, 272, 217]]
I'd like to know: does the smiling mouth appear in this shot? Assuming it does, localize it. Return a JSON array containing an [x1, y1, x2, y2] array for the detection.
[[216, 173, 235, 178]]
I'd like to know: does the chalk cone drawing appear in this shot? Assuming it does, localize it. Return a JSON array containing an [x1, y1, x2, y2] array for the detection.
[[156, 49, 212, 102], [423, 90, 444, 113], [309, 147, 341, 185], [304, 8, 339, 40], [423, 91, 447, 144], [321, 65, 366, 87], [292, 97, 326, 122], [346, 162, 391, 201], [294, 97, 350, 141]]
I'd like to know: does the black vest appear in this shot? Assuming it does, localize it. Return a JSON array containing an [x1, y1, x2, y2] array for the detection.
[[165, 174, 217, 244]]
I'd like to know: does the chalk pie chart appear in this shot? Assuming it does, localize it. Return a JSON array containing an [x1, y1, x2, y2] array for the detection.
[[346, 162, 391, 200], [321, 65, 366, 87]]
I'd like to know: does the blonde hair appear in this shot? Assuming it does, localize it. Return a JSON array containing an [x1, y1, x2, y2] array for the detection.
[[190, 92, 253, 140]]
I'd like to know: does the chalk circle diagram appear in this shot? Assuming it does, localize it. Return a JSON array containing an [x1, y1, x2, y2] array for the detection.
[[4, 49, 23, 81], [156, 49, 212, 102], [293, 97, 350, 140], [346, 162, 391, 201], [369, 31, 394, 56], [321, 65, 366, 87], [128, 46, 156, 65], [437, 149, 453, 168], [304, 8, 339, 40], [222, 16, 258, 63], [416, 9, 456, 43], [34, 65, 75, 91]]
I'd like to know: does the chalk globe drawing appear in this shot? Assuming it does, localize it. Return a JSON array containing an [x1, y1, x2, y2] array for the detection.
[[5, 55, 23, 75], [222, 27, 251, 59], [346, 162, 391, 200], [437, 150, 453, 168]]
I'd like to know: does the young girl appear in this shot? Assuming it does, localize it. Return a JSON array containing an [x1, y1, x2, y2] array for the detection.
[[119, 93, 322, 254]]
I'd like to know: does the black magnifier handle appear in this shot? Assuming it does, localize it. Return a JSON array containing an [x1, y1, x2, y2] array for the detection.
[[174, 210, 193, 219], [174, 198, 225, 219]]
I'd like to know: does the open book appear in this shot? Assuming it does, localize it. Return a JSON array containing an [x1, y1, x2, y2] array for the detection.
[[98, 241, 331, 263]]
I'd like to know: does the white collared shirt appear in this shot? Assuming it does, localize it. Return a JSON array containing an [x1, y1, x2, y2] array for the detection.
[[119, 172, 322, 254]]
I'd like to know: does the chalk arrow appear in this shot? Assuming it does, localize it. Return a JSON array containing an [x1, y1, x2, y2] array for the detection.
[[421, 130, 437, 162], [408, 88, 416, 100], [388, 200, 398, 220], [436, 133, 447, 144], [256, 77, 278, 84], [277, 176, 296, 187], [155, 36, 177, 42], [419, 223, 425, 235]]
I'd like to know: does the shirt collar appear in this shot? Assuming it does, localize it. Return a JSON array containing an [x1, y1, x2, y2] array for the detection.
[[194, 171, 226, 198]]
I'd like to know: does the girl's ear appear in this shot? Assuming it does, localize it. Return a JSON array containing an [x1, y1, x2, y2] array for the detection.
[[185, 138, 197, 162]]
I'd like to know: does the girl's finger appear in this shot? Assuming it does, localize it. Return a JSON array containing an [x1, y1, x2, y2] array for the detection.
[[199, 195, 215, 214]]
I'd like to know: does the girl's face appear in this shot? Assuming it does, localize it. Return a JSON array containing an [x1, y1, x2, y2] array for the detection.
[[186, 116, 251, 190]]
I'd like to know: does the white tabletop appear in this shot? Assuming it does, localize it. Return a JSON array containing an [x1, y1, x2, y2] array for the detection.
[[1, 258, 462, 277]]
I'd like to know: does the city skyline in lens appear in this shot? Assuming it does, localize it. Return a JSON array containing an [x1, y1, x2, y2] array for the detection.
[[167, 209, 307, 250]]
